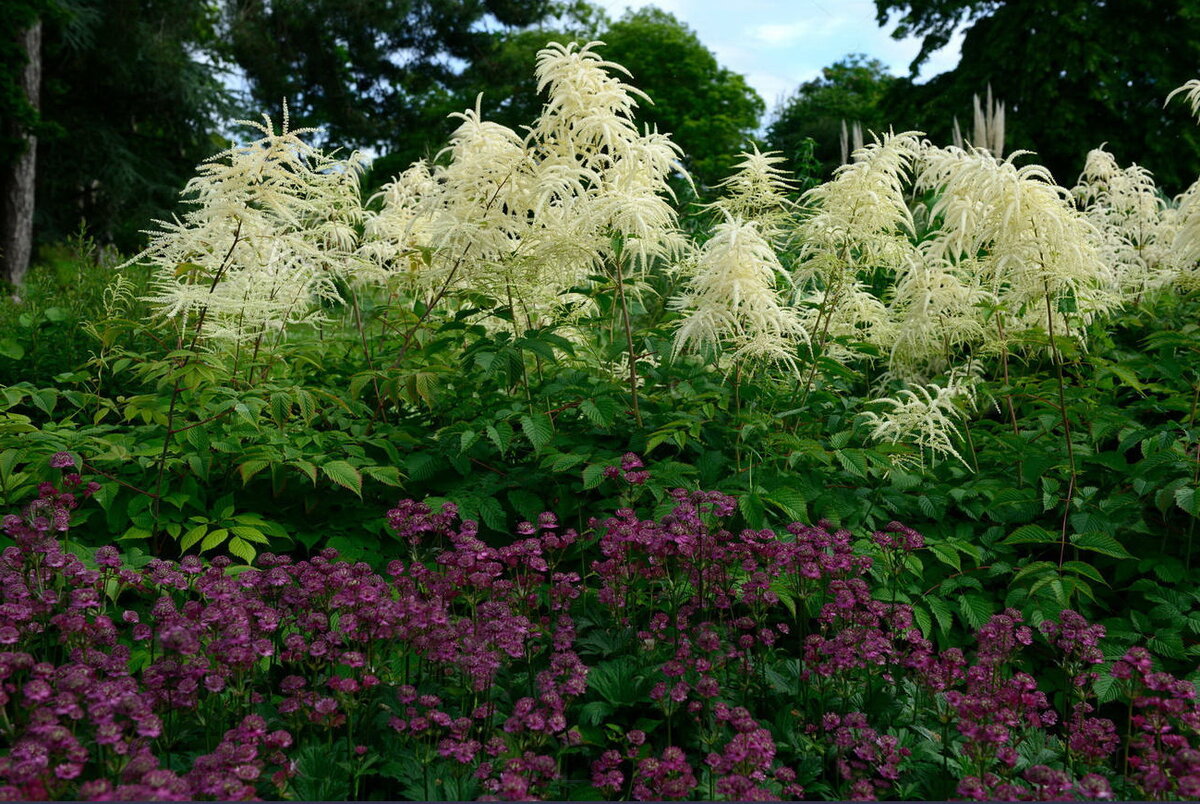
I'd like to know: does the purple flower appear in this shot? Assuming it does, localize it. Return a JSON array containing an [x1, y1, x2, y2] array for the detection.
[[49, 453, 76, 469]]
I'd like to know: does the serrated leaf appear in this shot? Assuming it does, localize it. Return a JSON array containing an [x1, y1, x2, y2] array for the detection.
[[180, 524, 208, 551], [1176, 486, 1198, 516], [290, 459, 318, 485], [520, 413, 553, 452], [582, 463, 606, 490], [200, 528, 229, 552], [238, 459, 270, 485], [912, 605, 932, 638], [507, 489, 542, 521], [1071, 532, 1133, 559], [928, 542, 961, 571], [363, 465, 403, 487], [764, 487, 807, 523], [927, 595, 953, 635], [295, 389, 316, 423], [120, 526, 152, 541], [321, 460, 363, 498], [227, 536, 256, 564], [1060, 561, 1107, 585], [958, 593, 992, 631], [486, 421, 514, 455], [1093, 671, 1120, 704], [739, 492, 766, 529], [579, 399, 607, 426], [229, 526, 269, 544], [1002, 524, 1059, 546]]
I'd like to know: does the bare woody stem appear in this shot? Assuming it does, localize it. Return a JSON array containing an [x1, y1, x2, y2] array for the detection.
[[151, 218, 243, 545], [612, 248, 643, 427], [1044, 282, 1078, 569]]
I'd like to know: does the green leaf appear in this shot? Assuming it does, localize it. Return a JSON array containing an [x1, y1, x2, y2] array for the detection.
[[579, 399, 608, 426], [321, 460, 363, 498], [1002, 524, 1059, 546], [0, 339, 25, 360], [958, 593, 992, 630], [1060, 561, 1107, 585], [1071, 532, 1134, 559], [764, 487, 808, 523], [507, 489, 542, 521], [739, 491, 766, 529], [290, 459, 318, 485], [520, 413, 553, 452], [237, 459, 270, 485], [582, 463, 607, 490], [927, 595, 954, 635], [928, 542, 961, 571], [229, 526, 270, 544], [486, 421, 514, 455], [200, 528, 229, 552], [363, 465, 403, 487], [1093, 670, 1120, 704], [1176, 486, 1198, 516], [227, 536, 256, 564], [120, 526, 152, 541], [180, 524, 208, 551]]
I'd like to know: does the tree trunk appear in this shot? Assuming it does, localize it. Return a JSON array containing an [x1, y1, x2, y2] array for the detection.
[[1, 19, 42, 291]]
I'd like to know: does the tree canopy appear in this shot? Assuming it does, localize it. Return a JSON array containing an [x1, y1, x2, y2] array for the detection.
[[451, 6, 764, 190], [766, 54, 896, 179], [873, 0, 1200, 192]]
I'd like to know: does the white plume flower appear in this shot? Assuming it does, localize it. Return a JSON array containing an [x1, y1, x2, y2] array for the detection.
[[1072, 147, 1174, 294], [130, 110, 367, 345], [795, 131, 923, 287], [861, 365, 980, 469], [916, 145, 1119, 341], [707, 145, 798, 239], [672, 215, 807, 369], [368, 41, 687, 329]]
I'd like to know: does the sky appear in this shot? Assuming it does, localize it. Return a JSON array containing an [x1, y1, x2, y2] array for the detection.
[[591, 0, 964, 119]]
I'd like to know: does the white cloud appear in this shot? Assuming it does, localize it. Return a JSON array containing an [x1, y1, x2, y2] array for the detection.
[[747, 16, 846, 48]]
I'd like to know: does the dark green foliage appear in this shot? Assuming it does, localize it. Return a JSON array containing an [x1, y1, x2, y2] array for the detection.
[[32, 0, 232, 248], [767, 55, 897, 179], [874, 0, 1200, 191]]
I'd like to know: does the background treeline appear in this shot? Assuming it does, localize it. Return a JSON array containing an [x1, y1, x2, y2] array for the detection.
[[3, 0, 1200, 285]]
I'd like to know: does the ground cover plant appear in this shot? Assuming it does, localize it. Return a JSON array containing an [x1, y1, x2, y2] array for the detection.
[[1, 41, 1200, 801]]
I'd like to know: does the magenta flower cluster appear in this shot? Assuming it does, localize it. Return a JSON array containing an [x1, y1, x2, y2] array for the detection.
[[1, 456, 1197, 801]]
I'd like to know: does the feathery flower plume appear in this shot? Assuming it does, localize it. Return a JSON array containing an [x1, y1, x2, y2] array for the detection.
[[705, 145, 798, 240], [1165, 79, 1200, 286], [369, 41, 687, 329], [131, 108, 367, 345], [861, 366, 980, 468], [672, 215, 806, 369], [1073, 147, 1174, 294], [916, 145, 1118, 342]]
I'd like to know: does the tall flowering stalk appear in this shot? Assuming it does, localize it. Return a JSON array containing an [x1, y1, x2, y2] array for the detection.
[[366, 41, 688, 423]]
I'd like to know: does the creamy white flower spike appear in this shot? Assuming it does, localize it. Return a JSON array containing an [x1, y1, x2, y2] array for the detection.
[[1072, 147, 1175, 295], [672, 215, 807, 369], [862, 366, 980, 469], [131, 110, 367, 345], [369, 40, 687, 331], [916, 145, 1119, 343]]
